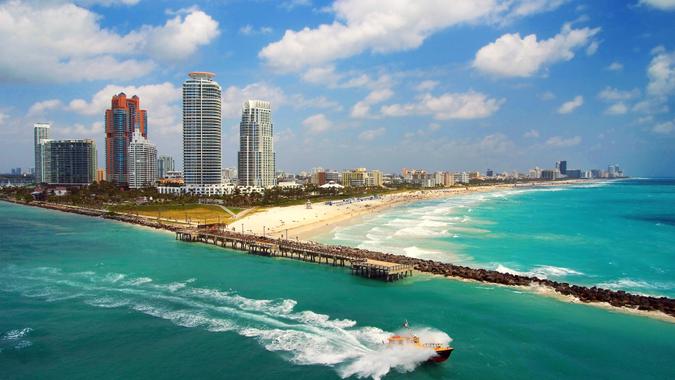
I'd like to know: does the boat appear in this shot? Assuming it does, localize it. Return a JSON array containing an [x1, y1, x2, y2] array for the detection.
[[387, 321, 454, 363]]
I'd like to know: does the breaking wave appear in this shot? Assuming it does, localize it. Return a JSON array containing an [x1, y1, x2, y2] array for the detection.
[[597, 278, 675, 293], [0, 327, 33, 353], [0, 266, 450, 379], [494, 264, 584, 279]]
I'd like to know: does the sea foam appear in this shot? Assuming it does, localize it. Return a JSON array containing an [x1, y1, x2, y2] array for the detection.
[[0, 266, 449, 379]]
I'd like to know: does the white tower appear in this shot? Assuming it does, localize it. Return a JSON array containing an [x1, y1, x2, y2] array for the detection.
[[238, 100, 275, 188], [33, 123, 50, 183], [183, 72, 222, 186], [127, 131, 157, 189]]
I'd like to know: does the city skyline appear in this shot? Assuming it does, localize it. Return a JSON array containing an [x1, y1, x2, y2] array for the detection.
[[1, 1, 674, 176]]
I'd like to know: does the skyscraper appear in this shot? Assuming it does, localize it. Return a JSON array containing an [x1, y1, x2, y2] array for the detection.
[[105, 93, 148, 185], [42, 139, 97, 185], [238, 100, 275, 188], [559, 160, 567, 175], [127, 130, 158, 189], [183, 72, 222, 185], [157, 155, 175, 178], [33, 123, 50, 183]]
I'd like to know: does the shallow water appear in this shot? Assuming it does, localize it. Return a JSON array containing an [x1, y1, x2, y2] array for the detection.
[[319, 179, 675, 297], [1, 201, 674, 379]]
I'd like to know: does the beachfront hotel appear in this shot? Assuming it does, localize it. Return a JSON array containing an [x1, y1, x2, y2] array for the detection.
[[33, 123, 50, 183], [238, 99, 276, 188], [159, 72, 232, 196], [183, 72, 222, 186], [105, 93, 148, 186], [127, 130, 158, 189]]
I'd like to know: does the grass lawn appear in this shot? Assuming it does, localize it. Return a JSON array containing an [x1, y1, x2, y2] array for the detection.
[[110, 203, 237, 225]]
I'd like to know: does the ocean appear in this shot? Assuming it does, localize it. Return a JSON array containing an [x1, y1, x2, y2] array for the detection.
[[1, 188, 674, 379], [320, 179, 675, 298]]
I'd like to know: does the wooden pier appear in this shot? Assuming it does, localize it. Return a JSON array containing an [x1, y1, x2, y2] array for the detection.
[[175, 229, 413, 282], [351, 260, 415, 282]]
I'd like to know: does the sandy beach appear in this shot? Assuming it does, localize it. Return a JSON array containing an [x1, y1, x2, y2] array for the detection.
[[236, 180, 588, 241]]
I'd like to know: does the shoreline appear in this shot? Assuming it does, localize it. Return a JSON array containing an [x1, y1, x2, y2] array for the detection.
[[237, 180, 592, 241], [2, 183, 673, 323]]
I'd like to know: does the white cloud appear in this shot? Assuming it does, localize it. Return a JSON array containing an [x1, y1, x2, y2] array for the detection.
[[259, 0, 567, 72], [381, 91, 504, 120], [546, 135, 582, 147], [351, 88, 394, 118], [585, 40, 600, 55], [539, 91, 556, 100], [523, 129, 540, 138], [221, 83, 286, 119], [140, 10, 220, 61], [597, 87, 640, 101], [358, 127, 385, 141], [303, 114, 333, 134], [239, 25, 273, 36], [473, 24, 600, 77], [57, 122, 105, 140], [27, 99, 63, 117], [607, 62, 623, 71], [604, 102, 629, 115], [415, 80, 439, 92], [632, 99, 669, 115], [67, 83, 182, 135], [280, 0, 312, 11], [652, 120, 673, 134], [77, 0, 141, 6], [646, 47, 675, 97], [0, 1, 153, 82], [0, 111, 7, 126], [639, 0, 675, 11], [0, 2, 218, 83], [557, 95, 583, 114], [290, 94, 343, 111]]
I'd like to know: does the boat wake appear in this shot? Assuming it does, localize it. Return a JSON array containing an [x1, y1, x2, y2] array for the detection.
[[0, 265, 451, 379]]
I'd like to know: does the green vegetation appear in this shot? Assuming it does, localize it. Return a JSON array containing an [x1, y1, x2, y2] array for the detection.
[[0, 177, 571, 216], [110, 203, 235, 225]]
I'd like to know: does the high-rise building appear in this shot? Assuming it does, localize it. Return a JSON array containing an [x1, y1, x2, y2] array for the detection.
[[238, 100, 275, 188], [34, 123, 50, 183], [42, 139, 97, 185], [541, 169, 561, 180], [96, 168, 106, 182], [105, 93, 148, 185], [311, 171, 327, 186], [127, 131, 158, 189], [183, 72, 222, 186], [157, 155, 175, 178], [556, 161, 567, 175]]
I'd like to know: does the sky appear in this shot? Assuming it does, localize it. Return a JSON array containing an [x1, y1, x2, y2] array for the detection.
[[0, 0, 674, 176]]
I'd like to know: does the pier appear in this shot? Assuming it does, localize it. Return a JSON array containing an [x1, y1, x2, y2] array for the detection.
[[175, 229, 414, 282]]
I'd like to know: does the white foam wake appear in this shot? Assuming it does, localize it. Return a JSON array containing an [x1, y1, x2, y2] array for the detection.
[[0, 266, 451, 379]]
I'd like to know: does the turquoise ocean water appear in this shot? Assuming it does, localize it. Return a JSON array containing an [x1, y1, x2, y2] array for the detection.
[[1, 183, 674, 379], [319, 179, 675, 298]]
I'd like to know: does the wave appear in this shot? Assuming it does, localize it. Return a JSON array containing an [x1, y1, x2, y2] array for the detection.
[[597, 278, 675, 292], [0, 327, 33, 353], [1, 327, 32, 341], [0, 265, 450, 379], [494, 264, 583, 279]]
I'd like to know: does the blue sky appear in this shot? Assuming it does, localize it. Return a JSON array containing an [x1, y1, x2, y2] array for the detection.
[[1, 0, 674, 176]]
